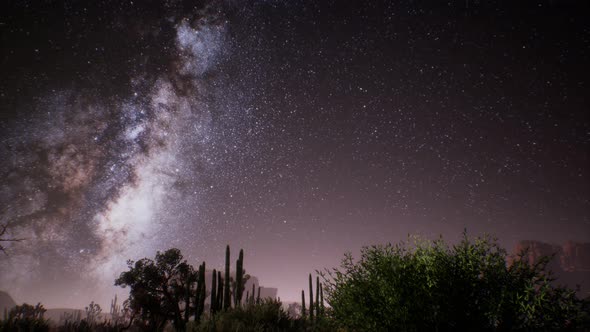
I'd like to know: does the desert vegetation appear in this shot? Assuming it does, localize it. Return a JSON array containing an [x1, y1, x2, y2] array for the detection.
[[1, 233, 589, 331]]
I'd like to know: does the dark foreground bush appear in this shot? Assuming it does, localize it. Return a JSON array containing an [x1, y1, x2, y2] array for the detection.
[[0, 303, 50, 332], [190, 299, 292, 332], [321, 232, 590, 332]]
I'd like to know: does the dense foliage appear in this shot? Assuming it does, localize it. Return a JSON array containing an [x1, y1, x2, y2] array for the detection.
[[321, 233, 590, 331], [115, 248, 197, 331]]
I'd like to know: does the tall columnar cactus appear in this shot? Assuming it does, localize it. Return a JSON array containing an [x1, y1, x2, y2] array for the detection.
[[251, 283, 256, 305], [235, 249, 245, 306], [320, 283, 325, 316], [315, 276, 320, 317], [210, 269, 217, 315], [194, 262, 206, 322], [309, 273, 314, 322], [224, 245, 231, 310], [301, 290, 306, 318], [110, 295, 120, 322], [256, 286, 261, 304], [184, 271, 192, 323], [217, 271, 224, 310], [200, 263, 206, 314]]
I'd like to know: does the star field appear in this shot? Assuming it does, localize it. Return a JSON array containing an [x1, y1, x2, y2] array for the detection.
[[0, 0, 588, 306]]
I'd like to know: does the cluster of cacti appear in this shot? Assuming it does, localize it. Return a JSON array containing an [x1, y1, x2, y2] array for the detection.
[[208, 245, 250, 315], [109, 294, 130, 326], [245, 284, 262, 306], [301, 273, 324, 321], [158, 245, 254, 324], [110, 295, 120, 322]]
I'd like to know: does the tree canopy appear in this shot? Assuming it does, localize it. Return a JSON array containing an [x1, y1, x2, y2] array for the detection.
[[114, 248, 196, 331], [321, 233, 589, 331]]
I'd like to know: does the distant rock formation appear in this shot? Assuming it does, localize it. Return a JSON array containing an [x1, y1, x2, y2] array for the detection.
[[258, 287, 278, 300], [561, 241, 590, 272], [0, 290, 16, 318], [511, 240, 590, 298]]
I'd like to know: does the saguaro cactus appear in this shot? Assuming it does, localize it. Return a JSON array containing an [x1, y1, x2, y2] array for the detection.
[[217, 271, 224, 310], [224, 245, 231, 310], [194, 262, 206, 322], [315, 276, 320, 317], [301, 290, 306, 318], [256, 286, 261, 304], [210, 269, 217, 315], [309, 273, 314, 322], [235, 249, 245, 306], [110, 295, 120, 322], [320, 283, 325, 316]]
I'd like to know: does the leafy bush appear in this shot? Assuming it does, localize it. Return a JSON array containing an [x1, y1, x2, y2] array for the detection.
[[0, 303, 49, 332], [191, 299, 292, 332], [115, 248, 197, 331], [321, 232, 589, 331]]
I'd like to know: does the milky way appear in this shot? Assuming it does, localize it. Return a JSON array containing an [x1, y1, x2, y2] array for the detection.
[[1, 1, 589, 307], [0, 1, 239, 306]]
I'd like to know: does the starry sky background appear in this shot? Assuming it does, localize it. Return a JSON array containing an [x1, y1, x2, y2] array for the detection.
[[1, 0, 589, 308]]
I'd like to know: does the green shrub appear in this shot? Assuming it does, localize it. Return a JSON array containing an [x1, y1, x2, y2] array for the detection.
[[321, 232, 589, 332]]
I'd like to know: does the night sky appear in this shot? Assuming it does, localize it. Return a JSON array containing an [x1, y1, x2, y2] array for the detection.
[[1, 0, 589, 308]]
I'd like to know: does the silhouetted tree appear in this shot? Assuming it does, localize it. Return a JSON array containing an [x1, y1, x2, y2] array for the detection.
[[114, 248, 196, 331]]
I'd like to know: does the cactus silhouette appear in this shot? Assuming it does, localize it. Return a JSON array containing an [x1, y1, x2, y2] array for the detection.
[[320, 282, 325, 316], [210, 268, 217, 315], [224, 245, 231, 310], [234, 249, 245, 306], [256, 286, 261, 304], [217, 270, 223, 310], [301, 290, 306, 318], [194, 262, 206, 322], [315, 276, 320, 317], [308, 273, 314, 322]]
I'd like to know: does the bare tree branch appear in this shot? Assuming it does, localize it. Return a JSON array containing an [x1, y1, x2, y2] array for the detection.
[[0, 223, 25, 255]]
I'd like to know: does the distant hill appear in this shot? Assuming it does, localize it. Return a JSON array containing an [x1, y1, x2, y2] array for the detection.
[[0, 291, 16, 318], [511, 241, 590, 298]]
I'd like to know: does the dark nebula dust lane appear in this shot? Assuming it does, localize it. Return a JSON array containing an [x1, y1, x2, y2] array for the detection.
[[1, 1, 589, 307]]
